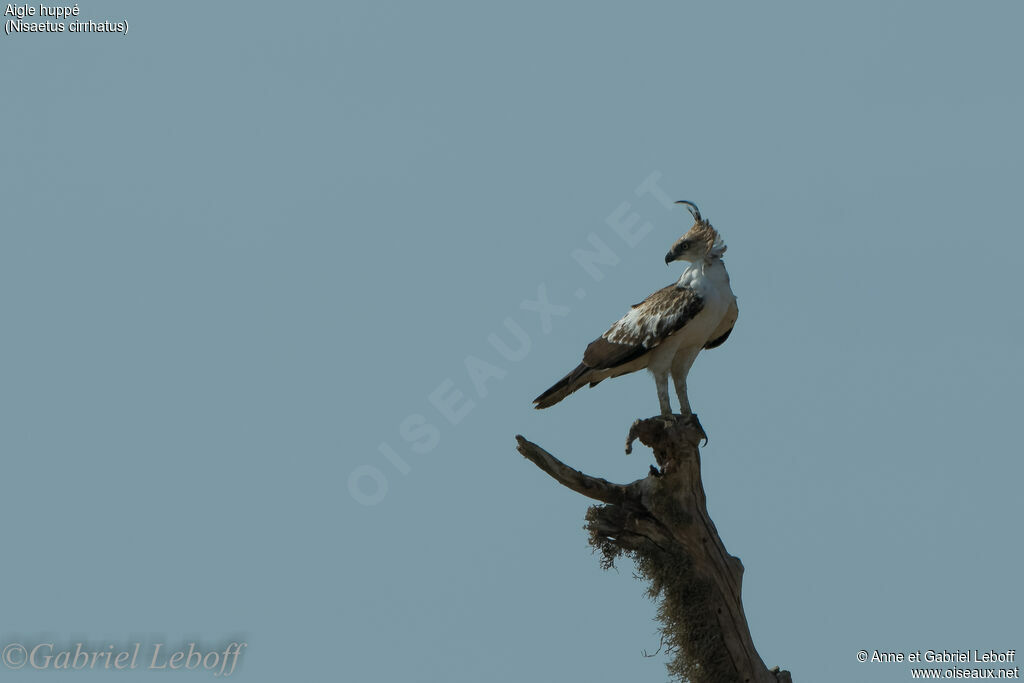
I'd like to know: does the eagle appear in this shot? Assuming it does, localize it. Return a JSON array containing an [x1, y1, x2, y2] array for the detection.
[[534, 201, 738, 418]]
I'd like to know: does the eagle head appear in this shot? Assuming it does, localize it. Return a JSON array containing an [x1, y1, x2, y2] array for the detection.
[[664, 201, 726, 264]]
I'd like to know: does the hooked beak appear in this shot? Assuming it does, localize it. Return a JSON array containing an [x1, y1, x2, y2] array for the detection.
[[664, 245, 681, 264]]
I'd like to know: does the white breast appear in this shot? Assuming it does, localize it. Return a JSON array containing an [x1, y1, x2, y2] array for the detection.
[[683, 260, 733, 332], [645, 259, 733, 375]]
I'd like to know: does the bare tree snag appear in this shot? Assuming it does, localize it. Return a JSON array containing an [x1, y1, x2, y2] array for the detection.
[[515, 415, 792, 683]]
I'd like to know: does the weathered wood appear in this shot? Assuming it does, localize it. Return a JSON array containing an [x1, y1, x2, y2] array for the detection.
[[515, 436, 630, 506], [516, 415, 791, 683]]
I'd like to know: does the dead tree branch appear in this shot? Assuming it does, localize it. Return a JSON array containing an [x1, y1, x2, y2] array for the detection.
[[516, 415, 792, 683]]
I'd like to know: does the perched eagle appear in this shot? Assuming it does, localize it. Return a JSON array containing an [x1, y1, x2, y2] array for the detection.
[[534, 201, 738, 417]]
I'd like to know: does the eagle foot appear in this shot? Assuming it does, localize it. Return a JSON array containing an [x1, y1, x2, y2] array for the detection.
[[626, 413, 707, 455], [686, 413, 708, 446]]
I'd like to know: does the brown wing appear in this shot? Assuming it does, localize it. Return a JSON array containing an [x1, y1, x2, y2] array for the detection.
[[533, 285, 704, 409], [582, 284, 704, 371]]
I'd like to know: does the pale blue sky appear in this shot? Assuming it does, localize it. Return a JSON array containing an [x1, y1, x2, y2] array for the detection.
[[2, 2, 1022, 682]]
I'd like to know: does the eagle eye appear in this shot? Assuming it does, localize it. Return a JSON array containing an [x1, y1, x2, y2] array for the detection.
[[680, 240, 691, 250]]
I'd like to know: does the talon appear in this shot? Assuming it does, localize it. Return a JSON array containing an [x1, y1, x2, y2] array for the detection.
[[689, 413, 708, 446]]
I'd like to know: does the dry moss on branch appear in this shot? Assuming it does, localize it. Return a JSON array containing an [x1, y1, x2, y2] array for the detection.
[[587, 504, 736, 683]]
